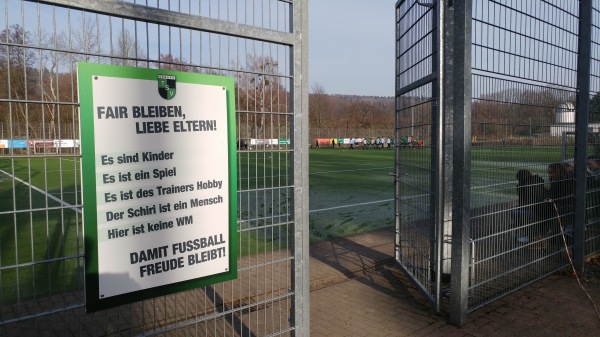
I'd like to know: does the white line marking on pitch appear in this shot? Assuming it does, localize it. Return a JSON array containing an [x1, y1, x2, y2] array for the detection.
[[0, 168, 82, 214], [310, 198, 394, 213], [310, 166, 392, 175]]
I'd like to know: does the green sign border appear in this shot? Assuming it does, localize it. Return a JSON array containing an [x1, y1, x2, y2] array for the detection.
[[77, 62, 238, 312]]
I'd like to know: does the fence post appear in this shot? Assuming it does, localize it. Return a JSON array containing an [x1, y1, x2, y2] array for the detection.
[[574, 0, 593, 272], [290, 0, 310, 335], [432, 0, 445, 312], [447, 0, 472, 327]]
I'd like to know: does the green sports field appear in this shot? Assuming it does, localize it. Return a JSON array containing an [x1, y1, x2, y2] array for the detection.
[[0, 156, 84, 303], [309, 148, 395, 240], [0, 144, 577, 302]]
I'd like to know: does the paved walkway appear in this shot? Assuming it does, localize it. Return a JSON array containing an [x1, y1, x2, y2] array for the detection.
[[309, 227, 600, 336]]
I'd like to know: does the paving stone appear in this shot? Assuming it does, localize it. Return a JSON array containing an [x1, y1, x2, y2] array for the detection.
[[310, 227, 600, 336]]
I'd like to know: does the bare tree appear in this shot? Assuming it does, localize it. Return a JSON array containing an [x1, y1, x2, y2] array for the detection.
[[29, 16, 105, 142], [159, 53, 200, 72], [72, 15, 103, 63], [309, 83, 329, 138], [112, 30, 144, 66], [472, 85, 570, 140], [235, 55, 287, 140], [0, 24, 39, 138]]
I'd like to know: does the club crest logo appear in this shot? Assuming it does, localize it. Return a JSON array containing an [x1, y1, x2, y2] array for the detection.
[[158, 74, 176, 100]]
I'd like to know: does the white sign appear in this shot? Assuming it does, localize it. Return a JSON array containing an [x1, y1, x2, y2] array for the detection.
[[90, 75, 230, 298], [79, 64, 237, 312], [53, 139, 78, 148]]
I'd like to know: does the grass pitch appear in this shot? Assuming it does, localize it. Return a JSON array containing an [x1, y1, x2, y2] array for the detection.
[[309, 147, 395, 241], [0, 156, 83, 303], [0, 143, 577, 303]]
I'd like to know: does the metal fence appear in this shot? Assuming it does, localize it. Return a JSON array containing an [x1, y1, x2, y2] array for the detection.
[[394, 0, 440, 311], [0, 0, 309, 335], [395, 0, 600, 326]]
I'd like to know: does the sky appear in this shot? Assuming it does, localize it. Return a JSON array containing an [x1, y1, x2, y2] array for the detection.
[[308, 1, 396, 97]]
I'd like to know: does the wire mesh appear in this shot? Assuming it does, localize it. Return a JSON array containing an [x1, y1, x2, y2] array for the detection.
[[467, 0, 587, 311], [395, 0, 438, 304], [0, 0, 303, 335], [396, 0, 600, 318]]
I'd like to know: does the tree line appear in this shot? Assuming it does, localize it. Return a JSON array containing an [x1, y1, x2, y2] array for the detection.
[[308, 81, 600, 145], [4, 22, 600, 145], [309, 83, 395, 140], [0, 23, 288, 143]]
